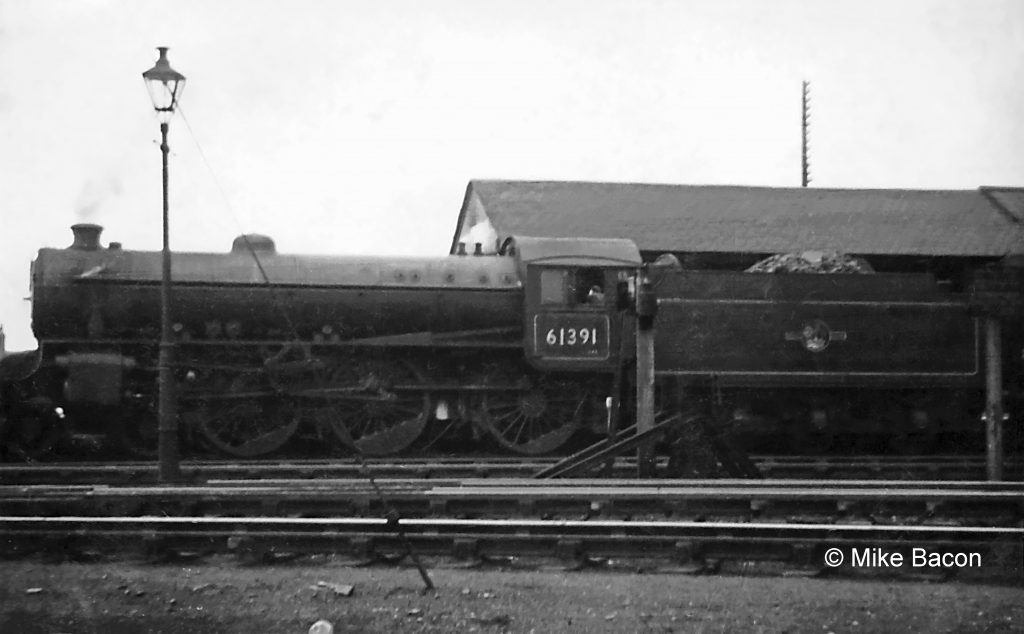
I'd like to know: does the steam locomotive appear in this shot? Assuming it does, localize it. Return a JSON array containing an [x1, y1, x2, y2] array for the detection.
[[1, 222, 1020, 460]]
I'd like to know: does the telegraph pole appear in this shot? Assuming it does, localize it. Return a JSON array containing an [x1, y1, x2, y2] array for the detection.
[[801, 80, 811, 187]]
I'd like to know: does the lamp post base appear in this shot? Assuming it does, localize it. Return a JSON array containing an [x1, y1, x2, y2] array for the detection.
[[157, 341, 180, 483]]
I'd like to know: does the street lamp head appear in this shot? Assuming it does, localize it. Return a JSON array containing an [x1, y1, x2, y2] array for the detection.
[[143, 46, 186, 122]]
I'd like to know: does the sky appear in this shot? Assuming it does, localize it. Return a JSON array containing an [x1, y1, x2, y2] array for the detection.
[[1, 0, 1023, 350]]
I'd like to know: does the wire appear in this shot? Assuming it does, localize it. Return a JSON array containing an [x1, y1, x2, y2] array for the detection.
[[176, 106, 299, 338], [173, 105, 435, 591]]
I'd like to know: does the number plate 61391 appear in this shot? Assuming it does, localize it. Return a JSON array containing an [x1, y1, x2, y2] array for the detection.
[[533, 313, 610, 360]]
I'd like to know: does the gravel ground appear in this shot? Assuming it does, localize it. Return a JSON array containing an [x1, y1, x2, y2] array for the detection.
[[0, 559, 1021, 633]]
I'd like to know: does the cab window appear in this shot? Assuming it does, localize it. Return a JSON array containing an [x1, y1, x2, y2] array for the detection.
[[540, 269, 568, 305], [575, 267, 605, 306]]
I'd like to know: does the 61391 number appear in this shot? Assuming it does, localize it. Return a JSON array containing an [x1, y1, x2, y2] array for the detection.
[[545, 327, 599, 347]]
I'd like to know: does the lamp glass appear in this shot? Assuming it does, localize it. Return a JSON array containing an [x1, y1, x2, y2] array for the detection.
[[142, 47, 186, 122]]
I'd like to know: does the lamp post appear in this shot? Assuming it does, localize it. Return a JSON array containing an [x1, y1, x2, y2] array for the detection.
[[142, 47, 186, 483]]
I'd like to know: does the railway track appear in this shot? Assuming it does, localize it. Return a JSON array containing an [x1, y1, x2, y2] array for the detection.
[[3, 479, 1022, 526], [2, 515, 1020, 582], [1, 455, 1020, 485], [4, 475, 1020, 582]]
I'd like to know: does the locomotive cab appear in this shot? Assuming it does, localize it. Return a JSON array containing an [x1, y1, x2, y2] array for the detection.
[[507, 236, 641, 372]]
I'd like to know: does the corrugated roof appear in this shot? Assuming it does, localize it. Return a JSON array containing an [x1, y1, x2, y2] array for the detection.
[[452, 181, 1024, 258]]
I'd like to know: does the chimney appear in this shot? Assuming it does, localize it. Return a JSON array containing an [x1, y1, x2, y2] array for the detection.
[[456, 242, 467, 256], [473, 242, 483, 256], [70, 223, 103, 250]]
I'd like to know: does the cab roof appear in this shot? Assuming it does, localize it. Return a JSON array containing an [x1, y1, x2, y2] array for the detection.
[[507, 235, 641, 274]]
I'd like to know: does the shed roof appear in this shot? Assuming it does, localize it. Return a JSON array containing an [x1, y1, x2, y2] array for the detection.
[[451, 181, 1024, 258]]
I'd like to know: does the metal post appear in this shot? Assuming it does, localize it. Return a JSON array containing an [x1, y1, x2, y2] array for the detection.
[[601, 396, 616, 476], [636, 328, 656, 477], [157, 121, 180, 483], [635, 275, 657, 478], [985, 317, 1004, 481]]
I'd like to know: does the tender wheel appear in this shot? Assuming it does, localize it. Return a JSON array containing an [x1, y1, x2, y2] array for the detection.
[[473, 373, 588, 455], [316, 359, 430, 456], [889, 391, 942, 454], [197, 372, 301, 457]]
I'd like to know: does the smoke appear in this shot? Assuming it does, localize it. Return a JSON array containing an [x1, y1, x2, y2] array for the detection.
[[465, 218, 498, 254], [75, 176, 123, 221]]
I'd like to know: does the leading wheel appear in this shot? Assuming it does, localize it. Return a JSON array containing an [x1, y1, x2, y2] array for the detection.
[[472, 372, 589, 455], [112, 408, 159, 458], [3, 399, 62, 461], [113, 379, 159, 458]]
